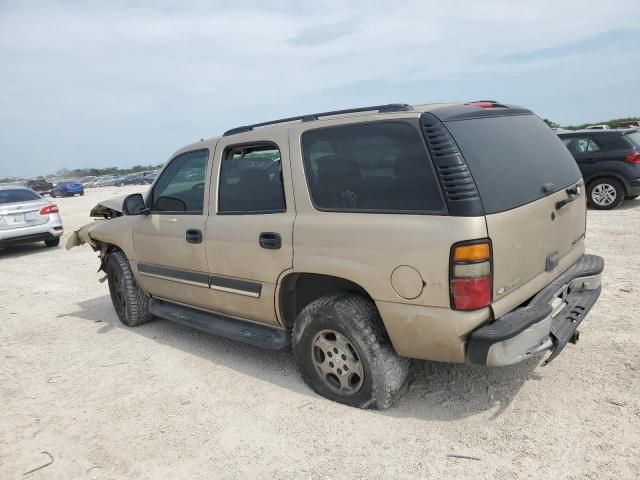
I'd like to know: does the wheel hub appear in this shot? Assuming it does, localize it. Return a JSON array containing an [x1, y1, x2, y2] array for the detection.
[[311, 329, 364, 396], [592, 183, 617, 206]]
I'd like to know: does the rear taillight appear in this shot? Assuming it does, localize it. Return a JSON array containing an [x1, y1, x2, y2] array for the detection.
[[625, 152, 640, 164], [39, 204, 59, 215], [450, 240, 492, 311]]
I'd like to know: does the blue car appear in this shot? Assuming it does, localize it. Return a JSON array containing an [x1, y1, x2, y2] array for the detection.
[[51, 181, 84, 197]]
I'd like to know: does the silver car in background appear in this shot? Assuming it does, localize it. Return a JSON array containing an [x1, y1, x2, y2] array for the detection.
[[0, 186, 63, 248]]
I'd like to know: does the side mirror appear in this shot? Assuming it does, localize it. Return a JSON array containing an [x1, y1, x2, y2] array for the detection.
[[122, 193, 149, 216]]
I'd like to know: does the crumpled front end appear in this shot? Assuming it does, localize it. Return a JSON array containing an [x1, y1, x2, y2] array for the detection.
[[65, 195, 128, 251]]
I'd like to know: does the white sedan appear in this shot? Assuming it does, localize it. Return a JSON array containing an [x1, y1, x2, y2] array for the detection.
[[0, 186, 64, 248]]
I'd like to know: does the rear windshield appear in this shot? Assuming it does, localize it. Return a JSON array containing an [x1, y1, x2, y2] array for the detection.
[[445, 114, 581, 214], [0, 189, 42, 204], [624, 131, 640, 148]]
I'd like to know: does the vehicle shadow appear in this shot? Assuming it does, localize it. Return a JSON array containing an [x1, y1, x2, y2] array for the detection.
[[616, 199, 640, 210], [0, 242, 58, 260], [62, 295, 539, 421]]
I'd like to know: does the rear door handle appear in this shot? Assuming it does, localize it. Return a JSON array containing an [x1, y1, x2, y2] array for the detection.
[[259, 232, 281, 250], [186, 229, 202, 244]]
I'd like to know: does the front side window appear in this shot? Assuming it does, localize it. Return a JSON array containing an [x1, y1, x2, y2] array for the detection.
[[151, 149, 209, 213], [301, 122, 444, 213], [218, 144, 285, 214]]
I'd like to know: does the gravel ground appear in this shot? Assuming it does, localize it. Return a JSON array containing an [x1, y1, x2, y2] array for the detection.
[[0, 186, 638, 479]]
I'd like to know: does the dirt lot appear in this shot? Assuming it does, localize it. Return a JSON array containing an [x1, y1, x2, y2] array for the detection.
[[0, 186, 638, 479]]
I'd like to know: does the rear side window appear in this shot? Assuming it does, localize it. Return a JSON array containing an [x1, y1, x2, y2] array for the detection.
[[445, 115, 581, 214], [218, 144, 286, 214], [0, 189, 41, 204], [301, 122, 445, 213], [624, 131, 640, 148], [562, 137, 600, 154]]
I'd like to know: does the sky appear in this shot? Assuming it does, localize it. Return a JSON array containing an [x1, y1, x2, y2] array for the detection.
[[0, 0, 639, 178]]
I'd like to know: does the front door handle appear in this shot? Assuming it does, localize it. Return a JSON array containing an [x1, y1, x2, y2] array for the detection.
[[186, 229, 202, 244], [259, 232, 281, 250]]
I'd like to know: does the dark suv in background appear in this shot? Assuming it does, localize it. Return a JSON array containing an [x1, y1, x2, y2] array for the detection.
[[558, 129, 640, 209], [25, 179, 53, 196]]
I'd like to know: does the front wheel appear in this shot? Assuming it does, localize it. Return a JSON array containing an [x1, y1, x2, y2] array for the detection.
[[106, 250, 153, 327], [292, 294, 410, 409], [587, 178, 625, 210]]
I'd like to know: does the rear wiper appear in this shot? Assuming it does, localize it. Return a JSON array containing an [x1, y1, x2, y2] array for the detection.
[[555, 184, 583, 210]]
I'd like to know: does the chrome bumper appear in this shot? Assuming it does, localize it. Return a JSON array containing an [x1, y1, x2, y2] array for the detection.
[[467, 254, 604, 367]]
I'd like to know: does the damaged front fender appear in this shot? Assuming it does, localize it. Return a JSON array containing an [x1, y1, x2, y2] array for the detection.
[[65, 193, 140, 258], [65, 221, 103, 250]]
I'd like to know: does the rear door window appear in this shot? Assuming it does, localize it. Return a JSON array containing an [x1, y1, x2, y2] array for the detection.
[[301, 122, 445, 213], [218, 144, 286, 214], [445, 115, 581, 214]]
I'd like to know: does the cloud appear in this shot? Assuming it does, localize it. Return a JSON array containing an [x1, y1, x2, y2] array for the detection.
[[287, 19, 358, 47], [0, 0, 639, 177]]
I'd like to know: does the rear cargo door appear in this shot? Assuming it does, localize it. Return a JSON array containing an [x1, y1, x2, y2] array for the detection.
[[445, 114, 586, 316]]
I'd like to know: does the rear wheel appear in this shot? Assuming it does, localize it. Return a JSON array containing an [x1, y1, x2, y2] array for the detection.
[[292, 293, 410, 409], [587, 178, 625, 210], [44, 238, 60, 248], [106, 250, 153, 327]]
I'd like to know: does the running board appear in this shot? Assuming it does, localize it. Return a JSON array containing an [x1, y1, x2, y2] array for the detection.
[[148, 298, 290, 350]]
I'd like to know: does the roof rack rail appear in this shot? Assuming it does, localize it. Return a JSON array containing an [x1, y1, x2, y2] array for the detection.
[[223, 103, 413, 136]]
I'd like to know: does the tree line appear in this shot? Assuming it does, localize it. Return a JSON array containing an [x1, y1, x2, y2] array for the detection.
[[544, 117, 640, 130]]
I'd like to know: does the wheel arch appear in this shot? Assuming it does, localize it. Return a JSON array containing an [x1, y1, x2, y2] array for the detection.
[[585, 174, 629, 194], [278, 272, 380, 330]]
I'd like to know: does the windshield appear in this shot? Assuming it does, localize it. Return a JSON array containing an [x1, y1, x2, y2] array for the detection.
[[445, 114, 581, 214], [0, 189, 42, 204]]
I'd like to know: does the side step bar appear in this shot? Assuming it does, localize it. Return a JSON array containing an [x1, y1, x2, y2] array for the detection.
[[148, 298, 291, 350]]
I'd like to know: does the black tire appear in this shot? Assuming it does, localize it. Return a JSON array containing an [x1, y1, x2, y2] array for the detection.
[[587, 178, 625, 210], [292, 293, 410, 410], [106, 250, 153, 327], [51, 193, 56, 198], [626, 194, 639, 200], [44, 238, 60, 248], [80, 192, 84, 196]]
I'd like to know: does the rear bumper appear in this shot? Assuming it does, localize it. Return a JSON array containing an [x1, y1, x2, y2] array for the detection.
[[626, 178, 640, 196], [467, 254, 604, 366], [0, 218, 64, 246]]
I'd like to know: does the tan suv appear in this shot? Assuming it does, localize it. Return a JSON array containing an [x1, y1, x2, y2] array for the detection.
[[69, 101, 604, 409]]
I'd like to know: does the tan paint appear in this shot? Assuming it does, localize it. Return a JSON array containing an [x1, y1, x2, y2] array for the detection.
[[377, 301, 490, 362], [486, 181, 587, 318], [203, 127, 296, 326], [70, 104, 591, 364], [390, 265, 424, 300], [130, 144, 214, 302]]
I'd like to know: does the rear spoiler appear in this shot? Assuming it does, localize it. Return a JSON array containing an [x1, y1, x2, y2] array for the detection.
[[429, 101, 533, 122]]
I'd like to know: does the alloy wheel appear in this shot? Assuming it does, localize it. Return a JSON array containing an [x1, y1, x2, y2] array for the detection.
[[311, 329, 364, 396], [591, 183, 617, 207]]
